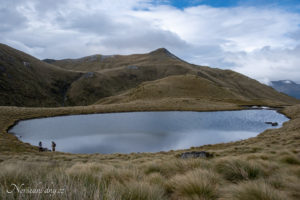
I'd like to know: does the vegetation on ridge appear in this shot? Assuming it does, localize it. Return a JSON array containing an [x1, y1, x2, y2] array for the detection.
[[1, 43, 299, 107], [0, 44, 299, 199]]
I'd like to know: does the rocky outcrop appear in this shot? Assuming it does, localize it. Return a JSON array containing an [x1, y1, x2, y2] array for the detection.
[[265, 122, 278, 126], [180, 151, 213, 159]]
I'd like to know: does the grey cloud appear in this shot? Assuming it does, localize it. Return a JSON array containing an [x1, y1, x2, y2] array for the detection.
[[0, 2, 27, 32], [62, 13, 121, 35], [177, 44, 241, 69], [99, 28, 188, 51], [33, 0, 68, 13]]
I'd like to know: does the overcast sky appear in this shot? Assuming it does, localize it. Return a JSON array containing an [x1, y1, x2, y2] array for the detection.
[[1, 0, 300, 84]]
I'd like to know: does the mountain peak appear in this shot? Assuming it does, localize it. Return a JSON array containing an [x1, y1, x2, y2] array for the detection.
[[150, 48, 173, 55], [152, 47, 170, 53], [281, 80, 295, 84], [272, 80, 296, 85], [149, 48, 179, 60], [271, 80, 300, 99]]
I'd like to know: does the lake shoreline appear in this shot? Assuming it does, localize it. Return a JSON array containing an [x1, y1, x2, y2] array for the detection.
[[1, 103, 300, 199], [0, 100, 296, 154], [10, 109, 288, 154], [7, 106, 281, 134]]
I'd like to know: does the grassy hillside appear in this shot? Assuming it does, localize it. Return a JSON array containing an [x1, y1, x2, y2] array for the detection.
[[43, 48, 188, 72], [96, 74, 299, 106], [0, 44, 81, 107], [0, 44, 299, 199], [47, 47, 299, 106], [51, 48, 200, 105], [0, 104, 299, 199], [1, 43, 299, 107]]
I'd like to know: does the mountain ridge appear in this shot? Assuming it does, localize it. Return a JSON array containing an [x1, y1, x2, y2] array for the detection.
[[271, 80, 300, 99], [0, 43, 299, 107]]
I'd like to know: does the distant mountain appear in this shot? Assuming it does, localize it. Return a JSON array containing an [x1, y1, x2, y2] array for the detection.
[[271, 80, 300, 99], [0, 43, 299, 107]]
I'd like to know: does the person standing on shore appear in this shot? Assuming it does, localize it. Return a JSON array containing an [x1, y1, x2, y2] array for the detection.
[[38, 141, 43, 152], [52, 141, 56, 152]]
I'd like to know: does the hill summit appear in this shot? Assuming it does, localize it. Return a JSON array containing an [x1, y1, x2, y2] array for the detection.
[[0, 43, 299, 107]]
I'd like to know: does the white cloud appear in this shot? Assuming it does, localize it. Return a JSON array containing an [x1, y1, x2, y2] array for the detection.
[[0, 0, 300, 83], [228, 45, 300, 84]]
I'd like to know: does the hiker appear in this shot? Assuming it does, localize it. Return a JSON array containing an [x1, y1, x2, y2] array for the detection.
[[38, 141, 43, 152], [52, 141, 56, 152]]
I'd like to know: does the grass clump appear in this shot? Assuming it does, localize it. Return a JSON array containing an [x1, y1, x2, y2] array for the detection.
[[144, 159, 211, 177], [145, 173, 165, 186], [280, 154, 300, 165], [100, 167, 141, 185], [215, 159, 265, 183], [108, 181, 166, 200], [166, 169, 219, 200], [225, 181, 287, 200]]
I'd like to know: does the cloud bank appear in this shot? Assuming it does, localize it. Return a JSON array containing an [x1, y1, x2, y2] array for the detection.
[[0, 0, 300, 83]]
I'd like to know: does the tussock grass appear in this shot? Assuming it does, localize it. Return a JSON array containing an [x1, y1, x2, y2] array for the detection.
[[145, 172, 165, 186], [144, 159, 211, 177], [266, 173, 288, 190], [280, 154, 300, 165], [166, 169, 220, 200], [0, 104, 300, 199], [100, 167, 141, 185], [225, 181, 287, 200], [285, 180, 300, 199], [215, 159, 265, 182], [0, 161, 56, 186], [293, 168, 300, 178], [107, 181, 166, 200], [0, 154, 300, 199]]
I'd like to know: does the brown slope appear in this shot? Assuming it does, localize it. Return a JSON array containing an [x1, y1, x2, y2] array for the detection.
[[43, 48, 187, 72], [95, 74, 243, 104], [52, 48, 298, 106], [61, 48, 201, 105], [194, 68, 299, 104], [0, 43, 81, 107], [95, 74, 299, 106], [1, 44, 297, 107]]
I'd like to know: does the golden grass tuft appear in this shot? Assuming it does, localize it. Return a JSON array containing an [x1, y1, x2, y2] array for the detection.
[[166, 169, 220, 200], [225, 181, 287, 200], [144, 159, 212, 178], [280, 154, 300, 165], [215, 158, 266, 183], [107, 181, 166, 200]]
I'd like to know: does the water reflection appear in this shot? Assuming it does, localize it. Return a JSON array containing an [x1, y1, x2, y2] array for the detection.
[[9, 110, 288, 153]]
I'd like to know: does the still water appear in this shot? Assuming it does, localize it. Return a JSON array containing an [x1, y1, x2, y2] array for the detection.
[[9, 110, 288, 154]]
